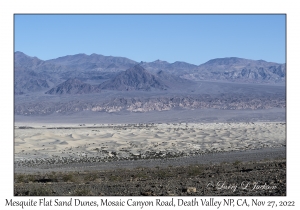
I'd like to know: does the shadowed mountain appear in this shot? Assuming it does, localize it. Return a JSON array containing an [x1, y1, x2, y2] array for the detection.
[[99, 65, 168, 91], [14, 53, 54, 94], [45, 78, 101, 95], [14, 52, 286, 95], [20, 78, 49, 91], [14, 77, 49, 95], [182, 57, 286, 83]]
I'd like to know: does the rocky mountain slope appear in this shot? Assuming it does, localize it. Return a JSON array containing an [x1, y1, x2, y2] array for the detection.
[[14, 52, 286, 117], [182, 57, 286, 83], [140, 60, 198, 75], [14, 52, 286, 95], [45, 78, 101, 95], [99, 65, 168, 91]]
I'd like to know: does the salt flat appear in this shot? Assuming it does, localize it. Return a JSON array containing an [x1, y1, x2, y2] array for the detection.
[[14, 122, 286, 161]]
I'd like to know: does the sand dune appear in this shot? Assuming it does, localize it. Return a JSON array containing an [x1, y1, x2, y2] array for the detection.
[[14, 122, 286, 161]]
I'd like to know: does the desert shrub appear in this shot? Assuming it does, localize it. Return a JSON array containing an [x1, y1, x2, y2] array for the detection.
[[187, 165, 203, 177], [220, 161, 228, 166], [84, 172, 99, 182], [155, 169, 172, 179], [15, 174, 25, 183], [233, 160, 242, 166], [72, 187, 93, 196], [62, 173, 76, 182], [109, 175, 121, 182], [28, 185, 52, 196], [135, 171, 148, 179], [15, 174, 36, 183]]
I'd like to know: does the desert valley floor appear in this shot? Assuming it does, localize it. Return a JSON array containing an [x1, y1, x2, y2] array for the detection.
[[15, 122, 285, 164], [14, 121, 286, 196]]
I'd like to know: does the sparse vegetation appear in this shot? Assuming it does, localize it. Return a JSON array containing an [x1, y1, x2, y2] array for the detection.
[[72, 187, 93, 196], [109, 175, 121, 182], [62, 173, 76, 182], [15, 174, 36, 183], [233, 160, 242, 166], [84, 172, 99, 182], [187, 164, 203, 177], [155, 170, 169, 179], [135, 171, 148, 179], [14, 159, 286, 196]]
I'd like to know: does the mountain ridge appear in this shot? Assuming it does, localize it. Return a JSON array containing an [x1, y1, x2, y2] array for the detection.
[[14, 52, 286, 95]]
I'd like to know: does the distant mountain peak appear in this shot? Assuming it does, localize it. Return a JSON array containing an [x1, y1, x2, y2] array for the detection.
[[14, 52, 285, 90], [15, 51, 26, 55], [99, 65, 168, 91], [203, 57, 248, 66], [154, 59, 168, 63], [190, 57, 286, 83], [14, 51, 40, 59], [126, 64, 145, 72]]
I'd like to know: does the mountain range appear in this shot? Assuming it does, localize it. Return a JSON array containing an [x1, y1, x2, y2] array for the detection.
[[184, 57, 286, 82], [14, 52, 286, 117], [14, 51, 286, 95]]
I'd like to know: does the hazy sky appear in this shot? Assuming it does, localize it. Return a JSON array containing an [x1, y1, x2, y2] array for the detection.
[[14, 14, 286, 65]]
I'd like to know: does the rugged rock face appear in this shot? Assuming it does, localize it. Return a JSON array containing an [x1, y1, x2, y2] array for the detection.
[[14, 51, 44, 71], [140, 60, 198, 75], [45, 78, 101, 95], [14, 52, 61, 94], [14, 52, 286, 96], [183, 57, 286, 83], [99, 65, 168, 91], [22, 78, 49, 91], [15, 93, 285, 116], [14, 52, 286, 116]]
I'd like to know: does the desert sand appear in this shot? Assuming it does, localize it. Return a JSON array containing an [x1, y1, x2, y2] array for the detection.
[[14, 122, 286, 196], [15, 122, 286, 163]]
